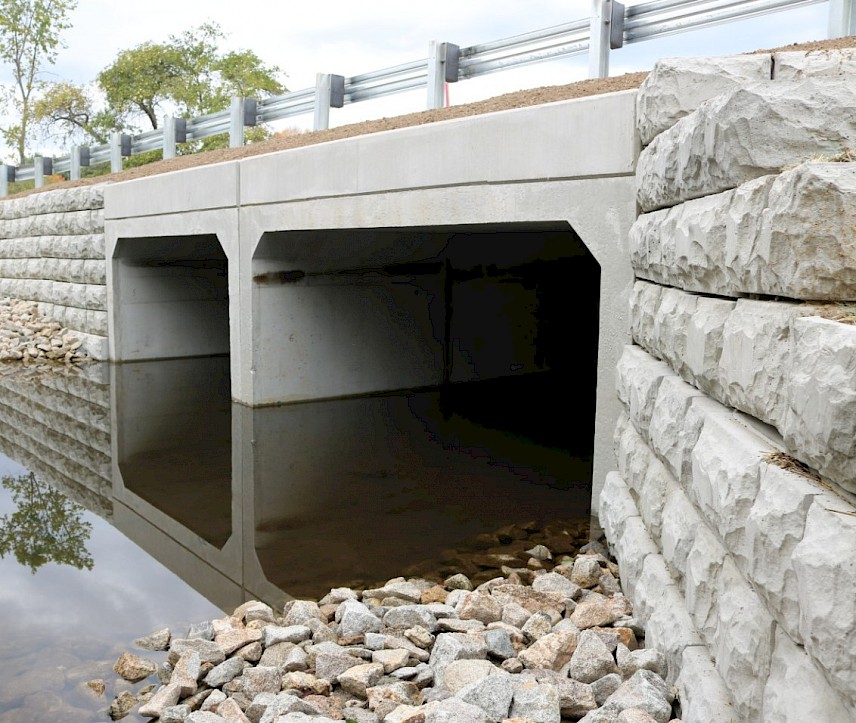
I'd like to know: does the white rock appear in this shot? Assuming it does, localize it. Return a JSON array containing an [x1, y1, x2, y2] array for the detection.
[[637, 77, 856, 211], [744, 462, 824, 643], [718, 299, 796, 428], [690, 411, 774, 572], [773, 47, 856, 79], [609, 516, 658, 602], [636, 54, 772, 145], [683, 523, 727, 646], [598, 469, 640, 547], [710, 557, 775, 721], [783, 316, 856, 493], [793, 499, 856, 708], [615, 345, 672, 437], [674, 646, 738, 723], [762, 624, 853, 722]]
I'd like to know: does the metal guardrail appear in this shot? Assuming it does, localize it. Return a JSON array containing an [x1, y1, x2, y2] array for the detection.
[[0, 0, 852, 197]]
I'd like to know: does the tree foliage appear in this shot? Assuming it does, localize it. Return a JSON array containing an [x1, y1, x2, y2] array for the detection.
[[0, 0, 77, 163], [97, 22, 285, 133], [0, 472, 93, 573], [33, 80, 118, 144]]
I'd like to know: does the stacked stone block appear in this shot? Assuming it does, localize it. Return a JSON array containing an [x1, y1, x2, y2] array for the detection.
[[602, 48, 856, 722], [0, 363, 111, 518], [0, 186, 108, 359]]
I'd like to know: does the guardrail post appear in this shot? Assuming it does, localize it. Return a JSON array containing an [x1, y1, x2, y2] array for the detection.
[[229, 97, 245, 148], [427, 41, 460, 109], [34, 155, 44, 188], [70, 145, 79, 180], [0, 164, 9, 197], [110, 132, 129, 173], [313, 73, 345, 131], [70, 145, 81, 180], [163, 115, 187, 159], [829, 0, 856, 36], [589, 0, 624, 78]]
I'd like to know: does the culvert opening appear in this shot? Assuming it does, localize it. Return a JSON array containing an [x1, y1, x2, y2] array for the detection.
[[112, 235, 232, 547], [112, 234, 230, 361], [250, 221, 601, 596]]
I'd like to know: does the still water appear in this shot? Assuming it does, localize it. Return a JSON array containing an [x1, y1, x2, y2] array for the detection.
[[0, 356, 592, 721]]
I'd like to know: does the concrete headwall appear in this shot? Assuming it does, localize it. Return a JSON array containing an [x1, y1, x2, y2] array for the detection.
[[0, 186, 108, 359], [601, 48, 856, 722]]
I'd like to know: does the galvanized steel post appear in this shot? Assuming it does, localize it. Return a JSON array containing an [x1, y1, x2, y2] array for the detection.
[[589, 0, 615, 78], [427, 41, 446, 109], [229, 97, 245, 148], [70, 145, 81, 180], [34, 156, 44, 188], [110, 132, 124, 173], [0, 165, 8, 197], [164, 115, 178, 159], [313, 73, 346, 131], [829, 0, 856, 36]]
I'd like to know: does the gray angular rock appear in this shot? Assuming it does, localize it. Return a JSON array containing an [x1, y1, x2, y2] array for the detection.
[[282, 600, 325, 626], [383, 605, 439, 633], [423, 697, 492, 722], [568, 630, 619, 683], [135, 628, 171, 651], [339, 600, 384, 638], [603, 671, 673, 723], [483, 628, 515, 660], [203, 657, 246, 688], [427, 633, 487, 688], [338, 662, 385, 698], [262, 625, 311, 647], [510, 680, 561, 723], [455, 672, 514, 722]]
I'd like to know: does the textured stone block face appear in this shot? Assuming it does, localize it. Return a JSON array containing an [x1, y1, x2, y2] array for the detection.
[[793, 500, 856, 709], [690, 412, 774, 572], [710, 558, 775, 722], [632, 164, 856, 301], [637, 77, 856, 211], [598, 470, 640, 546], [783, 317, 856, 493], [675, 646, 738, 723], [636, 55, 772, 146], [744, 463, 823, 643], [762, 625, 854, 722], [610, 515, 659, 601], [646, 376, 708, 483], [718, 299, 796, 428], [629, 281, 662, 361], [615, 345, 671, 439], [773, 48, 856, 79], [0, 187, 107, 345], [683, 522, 726, 647]]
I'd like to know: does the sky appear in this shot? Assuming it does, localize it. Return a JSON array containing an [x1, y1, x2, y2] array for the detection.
[[0, 0, 833, 161]]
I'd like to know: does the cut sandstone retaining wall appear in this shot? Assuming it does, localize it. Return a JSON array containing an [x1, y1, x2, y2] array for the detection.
[[0, 186, 108, 359], [603, 46, 856, 722]]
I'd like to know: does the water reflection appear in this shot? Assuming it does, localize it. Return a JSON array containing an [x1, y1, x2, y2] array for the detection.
[[112, 356, 591, 609], [0, 355, 592, 721], [0, 472, 93, 573]]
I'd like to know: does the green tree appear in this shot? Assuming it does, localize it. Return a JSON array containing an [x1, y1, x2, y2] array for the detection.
[[0, 0, 77, 163], [97, 22, 285, 140], [0, 472, 94, 573], [33, 80, 119, 144]]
